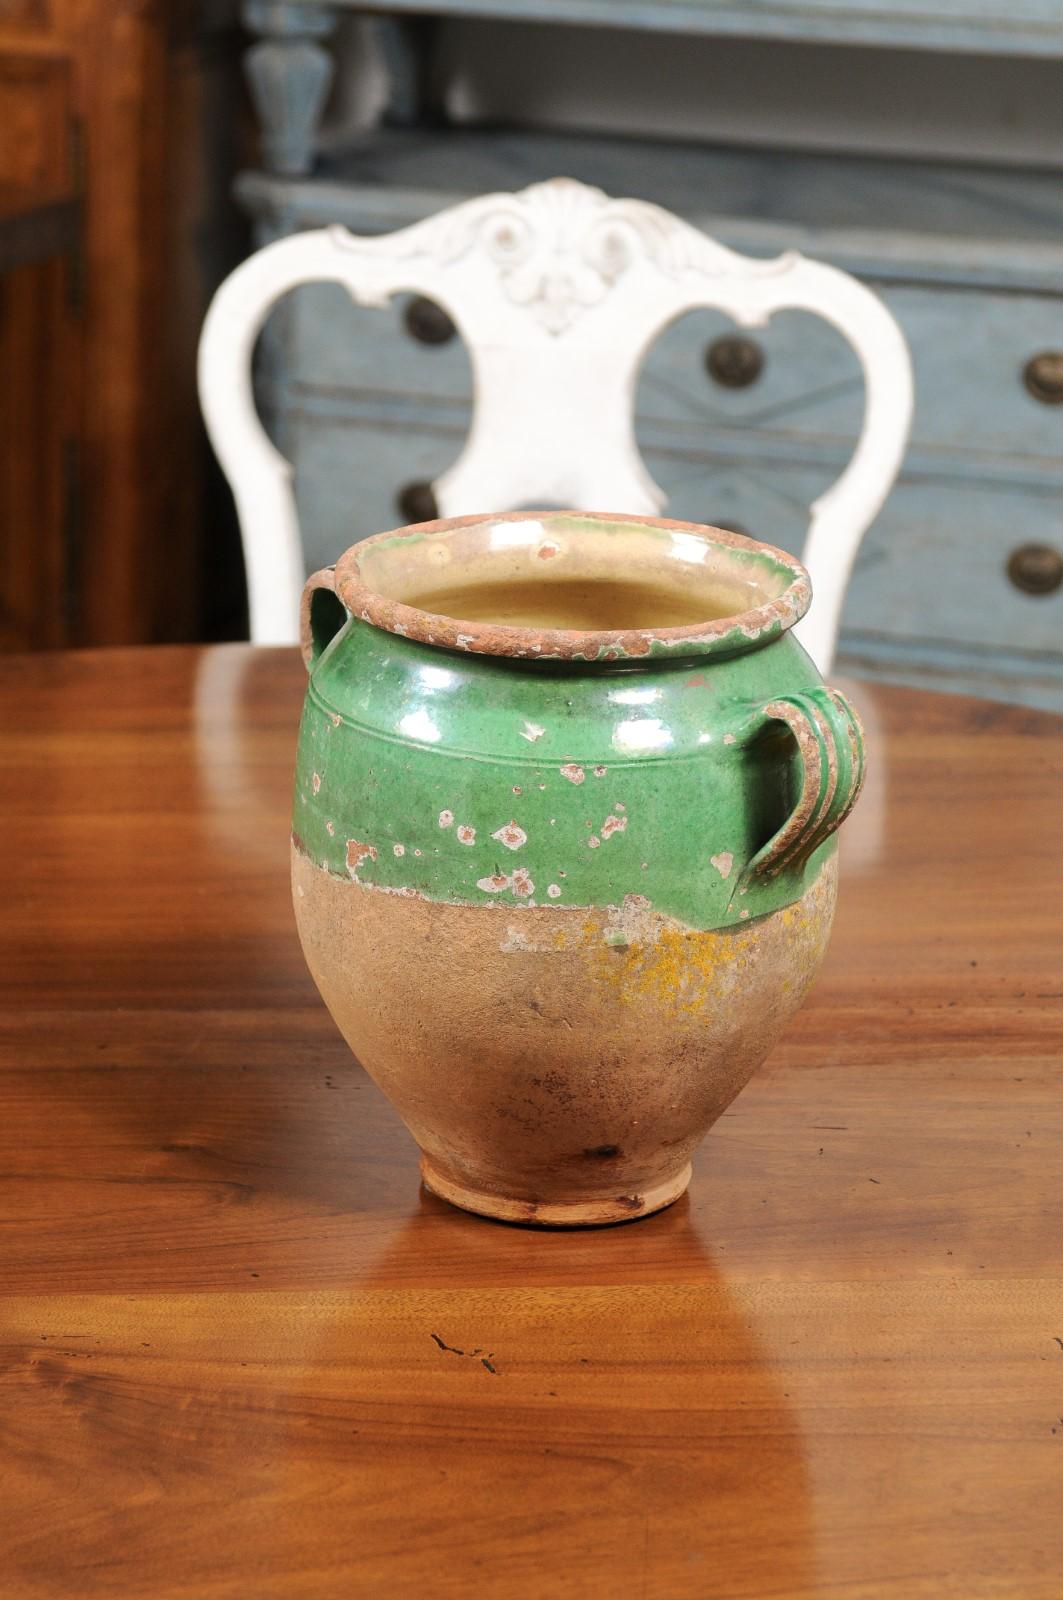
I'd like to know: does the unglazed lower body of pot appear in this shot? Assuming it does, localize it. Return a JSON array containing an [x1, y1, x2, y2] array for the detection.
[[292, 846, 837, 1226]]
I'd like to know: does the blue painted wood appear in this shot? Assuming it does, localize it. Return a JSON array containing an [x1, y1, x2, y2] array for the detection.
[[376, 16, 443, 125], [280, 278, 1063, 473], [278, 0, 1063, 60], [282, 405, 469, 570], [236, 129, 1063, 292], [837, 638, 1063, 716], [263, 371, 1063, 667], [235, 129, 1063, 708], [242, 1, 337, 176], [284, 281, 474, 411], [580, 459, 1063, 665], [266, 370, 1063, 513]]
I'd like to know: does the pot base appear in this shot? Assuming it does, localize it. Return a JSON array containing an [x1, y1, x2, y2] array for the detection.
[[420, 1156, 693, 1228]]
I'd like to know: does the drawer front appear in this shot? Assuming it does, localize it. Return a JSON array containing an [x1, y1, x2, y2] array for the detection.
[[834, 649, 1063, 716], [876, 287, 1063, 463], [844, 478, 1063, 660], [644, 449, 1063, 660], [274, 283, 474, 408], [289, 411, 468, 577], [634, 290, 1063, 466], [268, 267, 1063, 469], [281, 398, 1063, 671]]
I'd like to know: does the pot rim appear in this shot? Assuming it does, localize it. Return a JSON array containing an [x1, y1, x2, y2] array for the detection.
[[334, 510, 811, 662]]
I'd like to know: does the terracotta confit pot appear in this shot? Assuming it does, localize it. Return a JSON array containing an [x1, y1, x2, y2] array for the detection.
[[292, 511, 864, 1226]]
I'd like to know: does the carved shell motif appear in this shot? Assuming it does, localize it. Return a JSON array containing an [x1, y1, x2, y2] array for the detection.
[[332, 177, 795, 336]]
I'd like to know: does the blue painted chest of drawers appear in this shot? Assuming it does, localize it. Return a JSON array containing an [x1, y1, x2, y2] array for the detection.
[[236, 3, 1063, 711]]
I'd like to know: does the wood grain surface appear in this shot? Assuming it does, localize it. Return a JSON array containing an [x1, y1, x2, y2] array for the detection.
[[0, 5, 248, 648], [1, 645, 1061, 1599]]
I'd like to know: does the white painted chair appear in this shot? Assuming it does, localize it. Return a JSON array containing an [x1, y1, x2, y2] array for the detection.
[[198, 177, 913, 670]]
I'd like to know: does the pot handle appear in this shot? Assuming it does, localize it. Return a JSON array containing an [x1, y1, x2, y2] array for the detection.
[[737, 687, 865, 888], [299, 567, 349, 672]]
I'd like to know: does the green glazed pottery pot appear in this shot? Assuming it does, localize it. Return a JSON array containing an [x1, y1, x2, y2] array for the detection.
[[292, 511, 864, 1226]]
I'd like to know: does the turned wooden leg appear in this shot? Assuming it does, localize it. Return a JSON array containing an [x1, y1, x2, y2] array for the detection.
[[242, 1, 338, 177]]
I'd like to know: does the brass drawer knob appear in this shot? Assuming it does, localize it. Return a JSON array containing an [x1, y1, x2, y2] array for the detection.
[[1022, 351, 1063, 405], [1006, 542, 1063, 596], [705, 336, 764, 389], [397, 480, 439, 524], [404, 296, 456, 346]]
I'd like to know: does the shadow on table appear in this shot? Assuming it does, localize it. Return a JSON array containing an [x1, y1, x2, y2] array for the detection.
[[291, 1199, 819, 1596]]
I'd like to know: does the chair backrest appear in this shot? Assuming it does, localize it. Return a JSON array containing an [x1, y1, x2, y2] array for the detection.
[[198, 177, 912, 669]]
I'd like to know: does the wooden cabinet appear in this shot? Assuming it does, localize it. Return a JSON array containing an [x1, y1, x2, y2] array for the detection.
[[0, 0, 248, 649], [0, 45, 79, 651]]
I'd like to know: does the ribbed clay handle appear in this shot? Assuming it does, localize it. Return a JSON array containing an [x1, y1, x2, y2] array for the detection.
[[742, 687, 865, 884], [299, 567, 347, 672]]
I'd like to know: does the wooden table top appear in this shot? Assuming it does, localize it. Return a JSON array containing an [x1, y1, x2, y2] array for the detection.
[[2, 644, 1062, 1600]]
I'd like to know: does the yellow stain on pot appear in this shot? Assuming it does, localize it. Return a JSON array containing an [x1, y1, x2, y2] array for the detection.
[[526, 886, 826, 1018]]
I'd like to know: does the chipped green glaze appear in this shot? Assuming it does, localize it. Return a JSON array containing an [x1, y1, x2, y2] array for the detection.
[[292, 513, 865, 933], [337, 511, 809, 663]]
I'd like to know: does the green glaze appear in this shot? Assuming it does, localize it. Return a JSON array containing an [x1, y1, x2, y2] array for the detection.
[[293, 610, 863, 932]]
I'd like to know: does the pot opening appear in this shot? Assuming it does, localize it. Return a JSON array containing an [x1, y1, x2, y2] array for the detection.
[[337, 511, 809, 662], [402, 574, 742, 632]]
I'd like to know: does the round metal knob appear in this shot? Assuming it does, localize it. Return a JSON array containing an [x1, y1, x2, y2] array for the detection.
[[1006, 542, 1063, 596], [705, 336, 764, 389], [397, 480, 439, 525], [403, 296, 456, 346], [1022, 351, 1063, 406]]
